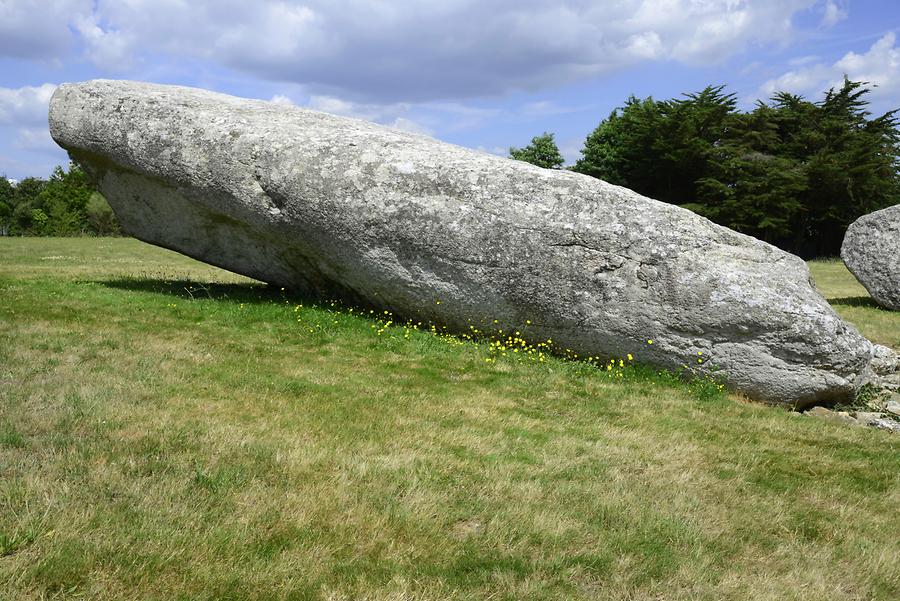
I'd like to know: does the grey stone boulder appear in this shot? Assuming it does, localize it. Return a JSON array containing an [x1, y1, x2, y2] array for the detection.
[[886, 398, 900, 417], [805, 406, 861, 427], [869, 418, 900, 433], [49, 80, 875, 407], [841, 204, 900, 311], [803, 407, 900, 433]]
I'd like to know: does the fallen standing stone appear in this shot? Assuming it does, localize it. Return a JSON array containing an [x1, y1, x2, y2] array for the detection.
[[49, 80, 876, 406]]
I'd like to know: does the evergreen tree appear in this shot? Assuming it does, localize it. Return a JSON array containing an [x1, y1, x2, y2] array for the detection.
[[509, 132, 565, 169], [10, 176, 47, 235], [37, 163, 94, 235], [0, 177, 14, 235], [574, 96, 665, 195], [787, 79, 899, 256], [655, 86, 737, 205], [0, 163, 120, 236], [693, 106, 806, 245], [85, 192, 121, 236], [574, 79, 900, 257], [574, 87, 737, 205]]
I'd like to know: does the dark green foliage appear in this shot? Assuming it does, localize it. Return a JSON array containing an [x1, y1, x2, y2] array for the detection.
[[693, 105, 807, 245], [0, 163, 120, 237], [574, 79, 900, 257], [509, 132, 565, 169], [574, 87, 737, 205], [85, 192, 121, 236], [0, 178, 13, 236], [574, 98, 660, 187], [8, 177, 47, 235]]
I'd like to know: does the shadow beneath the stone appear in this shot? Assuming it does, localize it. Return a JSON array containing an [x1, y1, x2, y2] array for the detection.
[[94, 277, 317, 306], [827, 296, 881, 309], [94, 276, 393, 318]]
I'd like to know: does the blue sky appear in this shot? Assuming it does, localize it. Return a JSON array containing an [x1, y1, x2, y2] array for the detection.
[[1, 0, 898, 180]]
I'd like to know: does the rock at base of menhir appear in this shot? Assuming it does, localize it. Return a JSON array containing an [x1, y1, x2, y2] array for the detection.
[[841, 204, 900, 311], [48, 79, 876, 407]]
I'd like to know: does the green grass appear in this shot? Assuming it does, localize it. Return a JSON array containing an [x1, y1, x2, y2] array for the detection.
[[808, 259, 900, 349], [1, 237, 898, 600]]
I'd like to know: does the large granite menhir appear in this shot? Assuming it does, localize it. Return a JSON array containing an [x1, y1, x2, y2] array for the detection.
[[49, 80, 875, 406]]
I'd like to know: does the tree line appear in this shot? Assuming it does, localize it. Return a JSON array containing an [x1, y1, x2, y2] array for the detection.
[[510, 78, 900, 258], [0, 163, 120, 237]]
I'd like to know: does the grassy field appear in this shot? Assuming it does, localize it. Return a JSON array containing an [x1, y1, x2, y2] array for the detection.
[[807, 259, 900, 349], [1, 237, 898, 600]]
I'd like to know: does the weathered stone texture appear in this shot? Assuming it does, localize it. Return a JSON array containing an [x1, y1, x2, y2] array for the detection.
[[841, 204, 900, 311], [49, 80, 876, 406]]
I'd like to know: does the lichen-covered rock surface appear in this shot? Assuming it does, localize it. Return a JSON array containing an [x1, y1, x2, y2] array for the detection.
[[49, 80, 875, 406], [841, 204, 900, 311]]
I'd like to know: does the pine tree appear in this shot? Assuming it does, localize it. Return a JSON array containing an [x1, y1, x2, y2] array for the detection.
[[574, 79, 900, 257], [0, 177, 14, 235], [574, 96, 665, 195], [36, 164, 94, 235], [694, 106, 806, 245], [2, 162, 119, 236]]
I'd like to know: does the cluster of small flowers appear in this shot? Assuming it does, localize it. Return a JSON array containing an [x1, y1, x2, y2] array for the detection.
[[288, 298, 650, 379], [279, 295, 725, 393]]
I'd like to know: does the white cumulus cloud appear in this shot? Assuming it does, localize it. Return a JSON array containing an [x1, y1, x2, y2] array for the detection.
[[821, 0, 848, 27], [13, 0, 822, 102], [0, 0, 90, 60], [303, 94, 432, 135], [15, 126, 58, 151], [71, 13, 135, 72], [386, 117, 433, 137], [0, 84, 68, 178], [269, 94, 295, 106], [0, 84, 57, 125], [760, 32, 900, 109]]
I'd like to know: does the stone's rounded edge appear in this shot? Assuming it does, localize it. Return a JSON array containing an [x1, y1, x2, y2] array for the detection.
[[47, 82, 70, 144], [48, 79, 881, 406], [840, 210, 869, 287], [48, 82, 84, 165], [840, 204, 900, 312], [737, 338, 871, 409]]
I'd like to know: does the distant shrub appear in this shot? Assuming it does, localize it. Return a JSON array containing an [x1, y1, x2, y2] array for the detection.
[[86, 192, 121, 236], [0, 163, 121, 237]]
